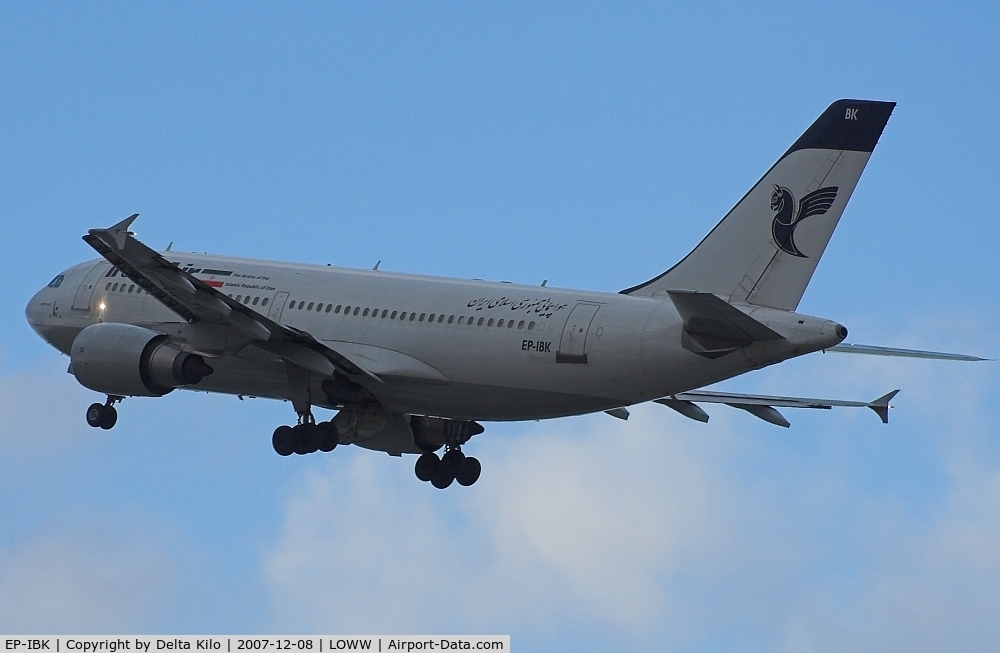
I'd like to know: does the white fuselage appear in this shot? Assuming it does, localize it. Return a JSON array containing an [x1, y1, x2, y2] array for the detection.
[[26, 253, 843, 421]]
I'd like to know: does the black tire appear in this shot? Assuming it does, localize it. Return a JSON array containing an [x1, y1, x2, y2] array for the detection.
[[317, 421, 338, 452], [272, 425, 295, 456], [441, 449, 466, 476], [86, 403, 105, 428], [431, 465, 454, 489], [99, 406, 117, 430], [291, 425, 309, 455], [414, 452, 439, 482], [455, 456, 482, 486], [295, 423, 321, 455]]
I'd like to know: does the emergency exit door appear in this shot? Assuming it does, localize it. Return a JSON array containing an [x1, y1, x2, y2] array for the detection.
[[71, 263, 109, 311], [557, 302, 601, 364]]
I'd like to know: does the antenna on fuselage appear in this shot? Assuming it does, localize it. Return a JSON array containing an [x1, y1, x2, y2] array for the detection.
[[373, 260, 381, 271], [165, 242, 173, 251], [541, 280, 547, 287]]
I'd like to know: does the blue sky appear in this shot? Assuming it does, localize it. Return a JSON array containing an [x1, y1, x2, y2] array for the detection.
[[2, 2, 999, 650]]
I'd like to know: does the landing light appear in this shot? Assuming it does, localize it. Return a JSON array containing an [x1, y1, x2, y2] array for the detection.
[[99, 302, 106, 311]]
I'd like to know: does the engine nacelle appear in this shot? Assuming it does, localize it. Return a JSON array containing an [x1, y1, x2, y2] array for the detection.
[[71, 323, 214, 397]]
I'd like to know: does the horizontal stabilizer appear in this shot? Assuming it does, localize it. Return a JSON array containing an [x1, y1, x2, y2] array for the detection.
[[659, 388, 900, 426], [668, 290, 783, 357], [827, 343, 989, 362]]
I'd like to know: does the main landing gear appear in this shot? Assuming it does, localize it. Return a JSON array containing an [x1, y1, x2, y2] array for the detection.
[[86, 396, 122, 430], [415, 446, 481, 489], [272, 410, 338, 456]]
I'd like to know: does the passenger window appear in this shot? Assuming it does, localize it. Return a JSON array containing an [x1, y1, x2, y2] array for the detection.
[[106, 283, 112, 291], [477, 318, 484, 326], [438, 315, 444, 323], [399, 312, 406, 320], [335, 305, 342, 314], [307, 302, 314, 310], [528, 321, 535, 330], [391, 311, 398, 319], [353, 307, 360, 316], [315, 303, 323, 311], [244, 296, 251, 304], [518, 320, 525, 329], [344, 306, 351, 314], [381, 310, 388, 318], [363, 308, 370, 317], [448, 315, 454, 324], [428, 314, 435, 322], [487, 318, 494, 326], [497, 319, 504, 327], [253, 297, 259, 305], [325, 304, 332, 313], [127, 285, 133, 293], [508, 320, 514, 328], [419, 313, 426, 322], [457, 316, 464, 325], [409, 313, 416, 321], [262, 298, 269, 307], [236, 295, 242, 302]]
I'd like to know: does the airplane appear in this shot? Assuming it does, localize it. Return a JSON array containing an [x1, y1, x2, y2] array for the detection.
[[25, 99, 987, 489]]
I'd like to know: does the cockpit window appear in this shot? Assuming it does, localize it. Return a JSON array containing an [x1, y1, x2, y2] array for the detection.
[[47, 274, 64, 288]]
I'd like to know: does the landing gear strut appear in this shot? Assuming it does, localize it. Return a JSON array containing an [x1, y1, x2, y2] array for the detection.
[[415, 446, 481, 488], [272, 409, 338, 456], [86, 396, 122, 430]]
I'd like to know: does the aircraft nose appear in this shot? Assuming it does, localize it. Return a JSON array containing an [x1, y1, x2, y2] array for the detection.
[[25, 288, 46, 330]]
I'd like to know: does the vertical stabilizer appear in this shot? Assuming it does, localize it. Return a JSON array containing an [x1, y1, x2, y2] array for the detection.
[[623, 100, 895, 310]]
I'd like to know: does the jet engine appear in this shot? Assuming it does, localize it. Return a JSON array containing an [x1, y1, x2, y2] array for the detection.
[[70, 323, 214, 397]]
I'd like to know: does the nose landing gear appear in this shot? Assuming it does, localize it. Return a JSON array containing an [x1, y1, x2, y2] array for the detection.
[[271, 409, 338, 457], [415, 446, 481, 488], [85, 396, 122, 430]]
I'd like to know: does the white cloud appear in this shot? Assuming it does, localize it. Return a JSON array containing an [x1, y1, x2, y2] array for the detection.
[[265, 409, 738, 637], [0, 519, 174, 633], [0, 356, 96, 455]]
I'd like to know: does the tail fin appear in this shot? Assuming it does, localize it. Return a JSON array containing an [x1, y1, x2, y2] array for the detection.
[[622, 99, 895, 310]]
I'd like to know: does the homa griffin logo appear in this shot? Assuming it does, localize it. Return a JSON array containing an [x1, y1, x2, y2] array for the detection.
[[769, 185, 839, 257]]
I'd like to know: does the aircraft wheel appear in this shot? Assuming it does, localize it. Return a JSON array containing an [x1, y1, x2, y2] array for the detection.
[[297, 423, 320, 455], [272, 425, 295, 456], [86, 403, 105, 428], [441, 449, 466, 476], [99, 406, 118, 430], [431, 465, 454, 489], [317, 421, 338, 452], [455, 456, 481, 487], [414, 452, 439, 482]]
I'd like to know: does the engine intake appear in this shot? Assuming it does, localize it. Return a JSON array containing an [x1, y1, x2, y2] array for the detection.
[[71, 323, 213, 397]]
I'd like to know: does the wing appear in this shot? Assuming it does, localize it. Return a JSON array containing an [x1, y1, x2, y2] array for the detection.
[[796, 186, 839, 221], [83, 215, 381, 383], [656, 388, 899, 426]]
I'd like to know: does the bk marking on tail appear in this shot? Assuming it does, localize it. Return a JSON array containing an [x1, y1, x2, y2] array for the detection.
[[770, 185, 839, 257]]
